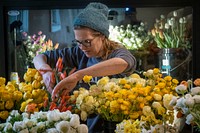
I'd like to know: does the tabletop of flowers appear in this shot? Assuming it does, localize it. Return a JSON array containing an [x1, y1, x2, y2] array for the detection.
[[74, 68, 181, 132], [151, 11, 191, 49]]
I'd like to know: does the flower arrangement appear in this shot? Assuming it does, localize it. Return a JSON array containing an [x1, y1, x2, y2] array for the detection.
[[0, 68, 49, 121], [74, 68, 180, 131], [170, 78, 200, 132], [151, 11, 191, 48], [48, 57, 77, 113], [109, 22, 152, 50], [0, 109, 88, 133], [22, 31, 59, 66]]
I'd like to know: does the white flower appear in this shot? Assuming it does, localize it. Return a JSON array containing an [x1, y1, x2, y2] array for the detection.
[[175, 84, 187, 94], [185, 114, 194, 125], [22, 112, 30, 119], [191, 87, 200, 95], [175, 97, 186, 108], [23, 119, 37, 128], [3, 123, 12, 132], [69, 114, 80, 128], [10, 110, 20, 117], [19, 128, 29, 133], [77, 124, 88, 133], [13, 121, 26, 132], [36, 122, 46, 131], [184, 97, 195, 108], [47, 109, 61, 122], [37, 111, 48, 120], [29, 126, 38, 133], [46, 128, 59, 133], [163, 94, 174, 110], [55, 121, 70, 133], [170, 96, 178, 106], [193, 95, 200, 103], [60, 110, 72, 121], [0, 123, 5, 131]]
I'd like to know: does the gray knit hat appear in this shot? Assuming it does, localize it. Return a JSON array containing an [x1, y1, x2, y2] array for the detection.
[[73, 2, 110, 37]]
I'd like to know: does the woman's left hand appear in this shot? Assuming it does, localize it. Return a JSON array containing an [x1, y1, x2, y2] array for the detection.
[[51, 73, 79, 101]]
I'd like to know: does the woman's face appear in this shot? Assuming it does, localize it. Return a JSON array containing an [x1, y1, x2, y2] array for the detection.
[[74, 28, 104, 58]]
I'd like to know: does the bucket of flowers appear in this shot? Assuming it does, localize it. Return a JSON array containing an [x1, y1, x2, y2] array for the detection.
[[74, 68, 181, 133]]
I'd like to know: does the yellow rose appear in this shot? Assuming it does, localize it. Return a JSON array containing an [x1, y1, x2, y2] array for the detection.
[[34, 71, 43, 81], [0, 77, 6, 86], [5, 100, 14, 110], [153, 68, 160, 74], [83, 75, 92, 83], [23, 73, 32, 82], [6, 84, 16, 92], [32, 80, 41, 89], [0, 101, 5, 110], [23, 91, 32, 100], [0, 111, 9, 120], [13, 91, 23, 101], [119, 78, 127, 85]]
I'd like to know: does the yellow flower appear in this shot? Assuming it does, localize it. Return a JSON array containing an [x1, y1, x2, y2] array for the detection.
[[32, 80, 41, 89], [5, 100, 14, 110], [164, 76, 172, 81], [0, 77, 6, 86], [153, 68, 160, 75], [130, 73, 140, 78], [13, 91, 23, 101], [97, 76, 109, 86], [0, 111, 9, 120], [83, 75, 92, 83], [119, 78, 127, 85]]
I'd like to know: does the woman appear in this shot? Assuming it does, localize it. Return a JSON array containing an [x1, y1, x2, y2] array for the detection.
[[33, 2, 136, 98], [33, 2, 136, 132]]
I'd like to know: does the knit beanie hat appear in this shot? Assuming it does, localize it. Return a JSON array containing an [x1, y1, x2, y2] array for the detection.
[[73, 2, 110, 38]]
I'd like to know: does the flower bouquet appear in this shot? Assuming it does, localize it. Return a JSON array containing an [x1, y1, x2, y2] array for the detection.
[[170, 78, 200, 132], [0, 68, 49, 121], [74, 68, 180, 132], [22, 31, 59, 67], [151, 11, 191, 49], [109, 22, 152, 50], [0, 109, 88, 133]]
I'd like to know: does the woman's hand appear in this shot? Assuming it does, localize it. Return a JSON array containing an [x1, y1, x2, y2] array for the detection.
[[51, 73, 79, 101], [38, 64, 55, 93]]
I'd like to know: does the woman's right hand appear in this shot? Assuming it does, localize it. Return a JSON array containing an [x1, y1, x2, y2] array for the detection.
[[38, 64, 55, 93]]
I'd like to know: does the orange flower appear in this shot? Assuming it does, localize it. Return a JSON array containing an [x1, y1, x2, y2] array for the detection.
[[180, 80, 188, 87], [194, 78, 200, 86], [56, 57, 63, 72], [25, 103, 38, 113]]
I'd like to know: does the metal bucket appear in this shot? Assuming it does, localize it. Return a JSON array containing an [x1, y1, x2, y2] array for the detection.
[[158, 48, 192, 81]]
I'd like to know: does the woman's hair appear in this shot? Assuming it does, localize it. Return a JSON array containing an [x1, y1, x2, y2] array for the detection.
[[101, 38, 124, 60], [74, 25, 124, 59]]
